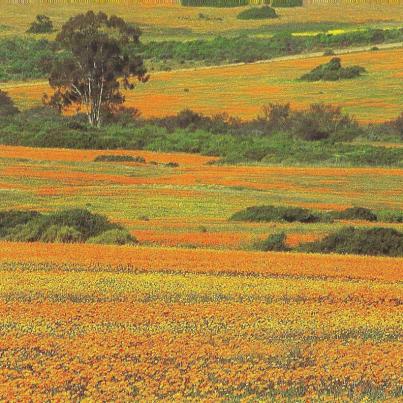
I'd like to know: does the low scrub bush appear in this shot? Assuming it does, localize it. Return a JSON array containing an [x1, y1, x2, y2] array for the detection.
[[333, 207, 378, 222], [300, 57, 366, 82], [40, 225, 83, 243], [237, 7, 278, 20], [300, 227, 403, 257], [0, 208, 133, 245], [0, 210, 41, 237], [94, 155, 146, 163], [87, 229, 137, 245], [27, 15, 54, 34], [0, 91, 19, 117], [376, 210, 403, 223], [181, 0, 247, 6], [230, 205, 325, 223], [253, 232, 290, 252], [271, 0, 302, 6]]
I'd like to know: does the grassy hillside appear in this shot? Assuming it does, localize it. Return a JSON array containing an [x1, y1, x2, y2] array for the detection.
[[0, 0, 402, 41], [6, 47, 403, 122]]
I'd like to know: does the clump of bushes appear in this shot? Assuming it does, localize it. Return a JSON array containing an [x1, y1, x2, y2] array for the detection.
[[94, 154, 146, 163], [230, 205, 325, 223], [300, 57, 366, 81], [0, 90, 19, 117], [333, 207, 378, 222], [253, 232, 290, 252], [237, 6, 278, 20], [181, 0, 247, 6], [300, 227, 403, 257], [271, 0, 302, 6], [87, 229, 137, 245], [26, 15, 54, 34], [0, 208, 135, 245]]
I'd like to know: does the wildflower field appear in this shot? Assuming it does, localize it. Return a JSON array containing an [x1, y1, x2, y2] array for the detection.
[[7, 47, 403, 122], [0, 144, 402, 401]]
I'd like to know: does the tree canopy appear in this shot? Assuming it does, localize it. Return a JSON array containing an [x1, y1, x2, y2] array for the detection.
[[48, 11, 148, 127]]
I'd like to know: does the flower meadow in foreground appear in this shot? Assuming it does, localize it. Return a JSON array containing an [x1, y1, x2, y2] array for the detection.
[[0, 246, 401, 400]]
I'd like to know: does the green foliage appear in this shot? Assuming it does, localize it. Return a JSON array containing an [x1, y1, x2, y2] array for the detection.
[[1, 28, 401, 83], [300, 227, 403, 257], [230, 205, 324, 223], [94, 154, 146, 163], [48, 11, 147, 127], [0, 106, 402, 167], [237, 6, 278, 20], [333, 207, 378, 222], [271, 0, 302, 6], [181, 0, 248, 7], [1, 208, 128, 244], [253, 232, 290, 252], [300, 57, 366, 81], [376, 210, 403, 223], [0, 210, 41, 237], [87, 229, 137, 245], [291, 104, 358, 141], [0, 37, 54, 82], [43, 209, 121, 239], [40, 225, 83, 243], [0, 91, 19, 117], [27, 15, 54, 34]]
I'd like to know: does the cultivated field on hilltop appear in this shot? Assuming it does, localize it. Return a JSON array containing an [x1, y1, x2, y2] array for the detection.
[[1, 0, 403, 41], [6, 47, 403, 122]]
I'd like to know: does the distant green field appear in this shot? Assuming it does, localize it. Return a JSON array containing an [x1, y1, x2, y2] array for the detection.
[[1, 0, 402, 41]]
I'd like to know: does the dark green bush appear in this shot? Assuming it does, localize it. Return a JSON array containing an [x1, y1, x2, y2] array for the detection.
[[1, 208, 126, 244], [87, 229, 137, 245], [271, 0, 302, 6], [300, 227, 403, 257], [27, 15, 54, 34], [237, 6, 278, 20], [42, 209, 121, 240], [253, 232, 290, 252], [300, 57, 366, 82], [94, 154, 146, 163], [181, 0, 247, 6], [0, 90, 19, 117], [0, 210, 41, 237], [334, 207, 378, 222], [40, 225, 83, 243], [230, 205, 324, 223]]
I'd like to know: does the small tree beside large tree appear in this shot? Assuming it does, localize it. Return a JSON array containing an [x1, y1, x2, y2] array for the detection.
[[47, 11, 148, 128]]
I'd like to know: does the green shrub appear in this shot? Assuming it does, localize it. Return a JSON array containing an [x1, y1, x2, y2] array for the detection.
[[87, 229, 137, 245], [377, 210, 403, 223], [334, 207, 378, 222], [230, 205, 324, 223], [300, 227, 403, 257], [271, 0, 302, 6], [237, 6, 278, 20], [0, 210, 41, 237], [181, 0, 247, 7], [43, 209, 121, 240], [0, 91, 19, 117], [27, 15, 54, 34], [94, 154, 146, 163], [300, 57, 366, 82], [40, 225, 82, 243], [2, 208, 123, 243], [253, 232, 290, 252]]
